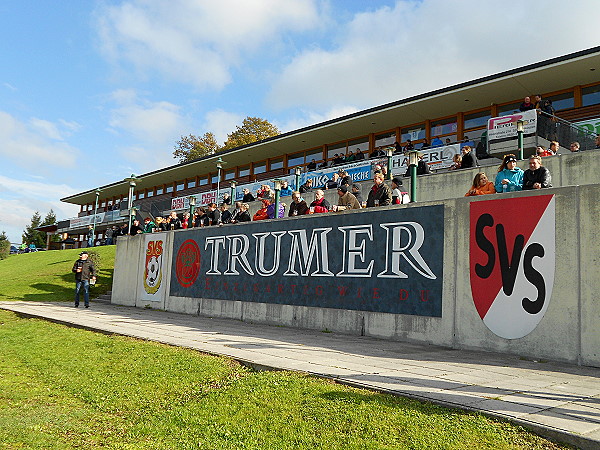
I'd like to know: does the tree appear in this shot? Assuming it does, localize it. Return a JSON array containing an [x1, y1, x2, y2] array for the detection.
[[42, 209, 60, 243], [173, 132, 220, 163], [0, 231, 9, 259], [222, 117, 280, 150], [22, 211, 44, 248]]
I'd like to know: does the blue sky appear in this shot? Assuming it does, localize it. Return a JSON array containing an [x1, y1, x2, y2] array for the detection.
[[0, 0, 598, 243]]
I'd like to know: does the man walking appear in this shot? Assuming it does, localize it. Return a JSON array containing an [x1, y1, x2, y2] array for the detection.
[[72, 251, 96, 308]]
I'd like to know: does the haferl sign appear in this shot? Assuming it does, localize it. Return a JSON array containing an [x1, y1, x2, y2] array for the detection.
[[170, 205, 444, 316], [470, 195, 555, 339]]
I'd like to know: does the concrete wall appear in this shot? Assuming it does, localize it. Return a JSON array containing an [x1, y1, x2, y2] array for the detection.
[[112, 177, 599, 368]]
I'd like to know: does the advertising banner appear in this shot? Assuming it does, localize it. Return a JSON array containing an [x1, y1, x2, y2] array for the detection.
[[300, 161, 372, 187], [140, 232, 167, 302], [170, 205, 444, 316], [69, 213, 106, 229], [487, 109, 537, 142]]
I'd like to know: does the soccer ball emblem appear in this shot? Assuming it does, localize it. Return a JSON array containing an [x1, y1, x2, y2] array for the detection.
[[146, 256, 160, 287]]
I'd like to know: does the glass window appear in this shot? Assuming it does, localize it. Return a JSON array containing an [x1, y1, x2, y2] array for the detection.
[[498, 102, 521, 116], [401, 125, 425, 142], [121, 197, 128, 205], [348, 138, 369, 157], [156, 187, 163, 195], [375, 131, 396, 148], [306, 148, 324, 162], [464, 110, 491, 129], [288, 152, 304, 167], [176, 182, 185, 191], [327, 142, 346, 159], [431, 117, 457, 136], [582, 84, 600, 106], [238, 166, 250, 177], [546, 92, 574, 110], [138, 191, 145, 199], [224, 169, 236, 180], [211, 173, 219, 184], [133, 193, 138, 200], [187, 179, 196, 188], [254, 162, 266, 175], [199, 176, 209, 186], [270, 158, 284, 170], [146, 189, 154, 198], [166, 184, 174, 194]]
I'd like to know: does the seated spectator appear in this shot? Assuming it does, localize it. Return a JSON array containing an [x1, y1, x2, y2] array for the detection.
[[345, 150, 355, 162], [236, 203, 251, 222], [460, 145, 479, 168], [448, 154, 462, 170], [289, 191, 309, 216], [430, 136, 443, 147], [404, 139, 414, 152], [242, 188, 255, 203], [318, 160, 329, 168], [465, 172, 495, 196], [445, 138, 452, 146], [219, 204, 232, 224], [229, 202, 242, 223], [403, 152, 431, 176], [307, 159, 317, 171], [390, 177, 409, 204], [536, 145, 554, 157], [333, 185, 361, 211], [253, 199, 271, 221], [257, 184, 273, 199], [130, 219, 143, 235], [369, 148, 385, 158], [475, 141, 488, 160], [207, 203, 221, 225], [354, 149, 365, 160], [299, 178, 313, 194], [569, 141, 580, 153], [325, 173, 340, 190], [351, 183, 363, 204], [495, 154, 524, 193], [279, 180, 293, 196], [339, 170, 351, 186], [519, 96, 535, 111], [462, 135, 475, 148], [143, 217, 156, 233], [168, 211, 182, 230], [333, 154, 345, 165], [222, 192, 232, 205], [549, 141, 559, 154], [310, 189, 330, 213], [193, 207, 209, 227], [523, 155, 552, 190], [267, 200, 285, 219], [366, 173, 392, 207], [421, 139, 430, 149]]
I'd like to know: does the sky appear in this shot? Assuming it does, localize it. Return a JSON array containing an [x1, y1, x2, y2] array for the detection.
[[0, 0, 598, 243]]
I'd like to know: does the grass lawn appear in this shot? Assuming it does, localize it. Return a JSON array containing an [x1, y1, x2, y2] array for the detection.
[[0, 310, 568, 449], [0, 246, 115, 302]]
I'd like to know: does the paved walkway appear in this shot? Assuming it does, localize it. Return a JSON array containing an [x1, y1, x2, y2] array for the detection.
[[1, 301, 599, 449]]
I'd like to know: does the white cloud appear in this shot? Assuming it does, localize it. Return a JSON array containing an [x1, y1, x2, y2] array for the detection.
[[203, 109, 244, 144], [276, 105, 360, 133], [95, 0, 323, 90], [267, 0, 600, 112], [0, 111, 79, 170]]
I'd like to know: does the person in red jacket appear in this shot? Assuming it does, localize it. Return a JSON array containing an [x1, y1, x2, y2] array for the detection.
[[309, 189, 330, 213]]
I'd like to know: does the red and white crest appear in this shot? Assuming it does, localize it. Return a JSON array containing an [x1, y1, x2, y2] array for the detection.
[[470, 195, 555, 339]]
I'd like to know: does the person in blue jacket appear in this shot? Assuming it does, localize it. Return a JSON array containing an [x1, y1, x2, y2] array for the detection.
[[495, 154, 524, 193]]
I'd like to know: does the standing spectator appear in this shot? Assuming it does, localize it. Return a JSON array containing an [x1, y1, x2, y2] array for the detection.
[[391, 178, 409, 204], [299, 178, 313, 194], [523, 155, 552, 190], [219, 204, 232, 224], [549, 141, 559, 154], [236, 203, 252, 222], [431, 136, 443, 147], [346, 150, 355, 162], [222, 192, 232, 205], [465, 172, 495, 196], [310, 190, 330, 213], [168, 211, 182, 230], [460, 145, 479, 168], [333, 185, 361, 211], [72, 251, 95, 308], [207, 203, 221, 225], [230, 202, 243, 223], [253, 199, 271, 221], [120, 223, 129, 236], [339, 170, 352, 186], [193, 208, 209, 227], [289, 191, 309, 216], [569, 141, 580, 153], [325, 173, 340, 190], [105, 226, 114, 245], [242, 188, 255, 203], [87, 225, 94, 247], [404, 153, 431, 176], [279, 180, 293, 196], [519, 96, 535, 111], [154, 217, 166, 232], [495, 154, 524, 193], [354, 149, 365, 160], [536, 145, 554, 157], [351, 183, 363, 204], [366, 173, 392, 207], [267, 200, 285, 219], [181, 213, 190, 229], [130, 219, 143, 235], [143, 217, 156, 233]]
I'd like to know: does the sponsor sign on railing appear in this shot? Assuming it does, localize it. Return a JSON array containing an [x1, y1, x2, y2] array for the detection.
[[487, 109, 537, 142]]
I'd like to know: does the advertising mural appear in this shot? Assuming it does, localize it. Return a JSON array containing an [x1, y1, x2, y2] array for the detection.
[[170, 206, 445, 316], [140, 232, 167, 302], [470, 195, 555, 339]]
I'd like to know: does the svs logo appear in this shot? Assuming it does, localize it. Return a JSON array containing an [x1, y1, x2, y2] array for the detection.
[[470, 195, 555, 339]]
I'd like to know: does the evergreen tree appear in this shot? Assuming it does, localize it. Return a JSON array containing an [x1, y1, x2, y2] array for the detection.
[[0, 231, 9, 259], [22, 211, 45, 248], [42, 209, 60, 243]]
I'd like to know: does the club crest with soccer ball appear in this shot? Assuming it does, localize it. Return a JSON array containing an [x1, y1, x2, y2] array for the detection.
[[144, 239, 164, 294]]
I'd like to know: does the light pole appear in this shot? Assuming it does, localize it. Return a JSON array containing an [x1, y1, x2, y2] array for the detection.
[[385, 147, 394, 180], [92, 188, 101, 246], [516, 119, 525, 160], [294, 167, 302, 190], [230, 180, 237, 203], [215, 157, 226, 204], [125, 174, 141, 235], [408, 150, 419, 203], [273, 179, 282, 219], [188, 195, 196, 219]]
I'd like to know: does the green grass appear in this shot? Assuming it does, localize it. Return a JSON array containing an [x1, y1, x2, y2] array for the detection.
[[0, 311, 568, 449], [0, 246, 115, 302]]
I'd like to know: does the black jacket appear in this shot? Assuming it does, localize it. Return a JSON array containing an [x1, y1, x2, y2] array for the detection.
[[72, 259, 95, 281], [523, 166, 552, 189], [461, 151, 479, 169]]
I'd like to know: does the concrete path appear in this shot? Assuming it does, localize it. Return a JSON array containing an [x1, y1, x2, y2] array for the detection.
[[1, 301, 599, 449]]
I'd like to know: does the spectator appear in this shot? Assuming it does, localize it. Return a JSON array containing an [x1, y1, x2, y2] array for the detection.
[[523, 155, 552, 190], [72, 251, 95, 308], [431, 136, 443, 147], [257, 185, 273, 199], [339, 170, 351, 186], [595, 136, 600, 149], [549, 141, 560, 154], [366, 172, 392, 207], [462, 135, 475, 148], [167, 211, 181, 230], [193, 207, 209, 227], [495, 154, 524, 193], [351, 183, 363, 204], [448, 154, 462, 170], [253, 199, 271, 221], [310, 189, 330, 213], [325, 173, 340, 190], [369, 148, 385, 158], [445, 138, 452, 146], [318, 160, 329, 168], [390, 178, 409, 204], [307, 159, 317, 171], [354, 149, 365, 160], [333, 154, 345, 165], [404, 152, 430, 176], [105, 226, 114, 245], [87, 225, 94, 247], [219, 204, 232, 224], [230, 202, 243, 223], [460, 145, 479, 168], [346, 150, 355, 162], [130, 219, 143, 235], [279, 180, 293, 196], [236, 203, 251, 222], [519, 96, 535, 111], [421, 139, 430, 149], [120, 223, 129, 236], [154, 216, 166, 231], [569, 141, 580, 153], [242, 188, 255, 203], [299, 178, 313, 194], [536, 145, 554, 157], [289, 191, 309, 216], [182, 212, 191, 229], [207, 203, 221, 225], [534, 94, 556, 140], [404, 139, 414, 152], [222, 192, 232, 205], [465, 172, 495, 196], [266, 200, 285, 219], [143, 217, 156, 233], [333, 185, 361, 211]]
